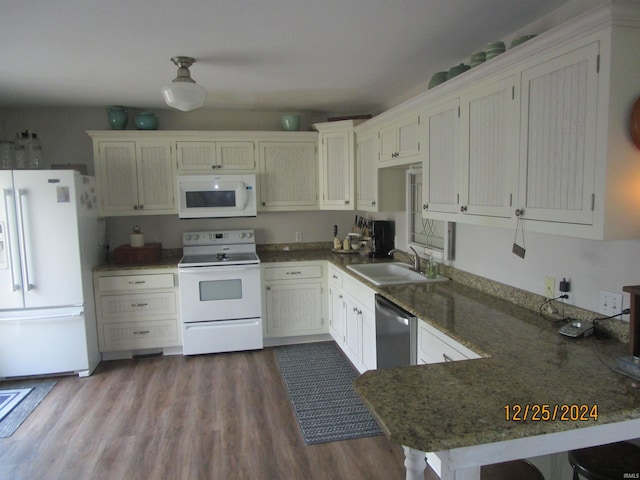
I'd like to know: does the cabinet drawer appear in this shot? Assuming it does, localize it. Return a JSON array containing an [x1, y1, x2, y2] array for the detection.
[[99, 292, 177, 322], [418, 320, 480, 364], [101, 319, 180, 351], [328, 266, 343, 287], [265, 265, 322, 281], [98, 273, 175, 291]]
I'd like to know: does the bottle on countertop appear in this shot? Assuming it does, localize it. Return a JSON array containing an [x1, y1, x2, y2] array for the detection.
[[333, 224, 342, 250]]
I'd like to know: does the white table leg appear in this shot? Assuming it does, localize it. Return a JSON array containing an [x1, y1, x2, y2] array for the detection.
[[403, 446, 427, 480]]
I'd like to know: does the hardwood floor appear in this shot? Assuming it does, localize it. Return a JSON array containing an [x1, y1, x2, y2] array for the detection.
[[0, 348, 435, 480]]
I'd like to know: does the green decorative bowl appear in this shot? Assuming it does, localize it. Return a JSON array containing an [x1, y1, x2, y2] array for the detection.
[[135, 112, 159, 130], [428, 71, 448, 89], [281, 115, 301, 131], [511, 35, 536, 48]]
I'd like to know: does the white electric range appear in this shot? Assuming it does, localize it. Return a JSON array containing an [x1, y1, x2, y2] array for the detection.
[[178, 229, 263, 355]]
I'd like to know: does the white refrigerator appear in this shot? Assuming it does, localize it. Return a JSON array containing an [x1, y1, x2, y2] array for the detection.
[[0, 170, 104, 378]]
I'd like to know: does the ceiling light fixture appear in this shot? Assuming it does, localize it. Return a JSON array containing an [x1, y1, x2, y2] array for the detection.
[[161, 56, 207, 112]]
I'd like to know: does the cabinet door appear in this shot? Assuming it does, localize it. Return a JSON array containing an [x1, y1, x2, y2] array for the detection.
[[264, 281, 324, 337], [378, 123, 398, 164], [259, 142, 317, 210], [319, 130, 354, 209], [423, 98, 461, 215], [136, 141, 176, 213], [344, 297, 361, 369], [518, 42, 599, 225], [329, 285, 346, 343], [397, 114, 420, 158], [176, 141, 217, 171], [356, 131, 378, 210], [217, 141, 256, 171], [96, 141, 139, 214], [460, 76, 518, 218], [360, 305, 376, 371]]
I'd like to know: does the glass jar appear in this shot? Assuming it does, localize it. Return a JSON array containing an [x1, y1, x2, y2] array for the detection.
[[14, 131, 28, 169], [27, 133, 45, 169], [0, 141, 15, 169]]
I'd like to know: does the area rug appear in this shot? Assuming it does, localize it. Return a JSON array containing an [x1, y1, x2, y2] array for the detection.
[[0, 380, 56, 438], [274, 341, 383, 445]]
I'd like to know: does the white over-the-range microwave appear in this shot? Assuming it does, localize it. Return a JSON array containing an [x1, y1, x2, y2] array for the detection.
[[177, 174, 257, 218]]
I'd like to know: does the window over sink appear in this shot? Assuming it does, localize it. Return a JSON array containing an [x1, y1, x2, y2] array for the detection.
[[406, 167, 455, 263]]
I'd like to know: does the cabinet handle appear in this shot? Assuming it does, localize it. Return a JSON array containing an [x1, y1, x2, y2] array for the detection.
[[515, 208, 525, 217], [423, 203, 429, 210], [131, 303, 148, 307], [139, 205, 144, 210], [344, 200, 350, 204], [443, 353, 453, 362], [262, 202, 266, 206], [332, 274, 339, 279], [128, 280, 146, 285], [338, 294, 343, 299], [372, 200, 376, 206], [133, 205, 138, 210], [460, 205, 467, 213], [133, 330, 150, 335], [266, 286, 271, 291]]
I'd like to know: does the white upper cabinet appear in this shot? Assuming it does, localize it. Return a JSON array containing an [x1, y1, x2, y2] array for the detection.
[[517, 41, 599, 226], [315, 121, 358, 210], [94, 140, 176, 216], [416, 2, 640, 239], [176, 140, 256, 172], [355, 127, 406, 213], [258, 141, 318, 211], [460, 75, 519, 219], [378, 112, 422, 166], [422, 98, 461, 215]]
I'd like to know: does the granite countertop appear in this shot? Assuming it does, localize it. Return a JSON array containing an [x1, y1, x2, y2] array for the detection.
[[352, 280, 640, 453]]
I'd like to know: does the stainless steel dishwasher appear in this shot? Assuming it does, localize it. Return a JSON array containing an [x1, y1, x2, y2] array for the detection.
[[375, 295, 417, 368]]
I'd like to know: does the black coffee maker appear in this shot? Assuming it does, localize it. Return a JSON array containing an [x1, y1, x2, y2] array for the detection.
[[369, 220, 394, 258]]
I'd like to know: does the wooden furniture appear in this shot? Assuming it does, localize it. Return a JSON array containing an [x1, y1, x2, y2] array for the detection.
[[481, 460, 545, 480], [568, 441, 640, 480]]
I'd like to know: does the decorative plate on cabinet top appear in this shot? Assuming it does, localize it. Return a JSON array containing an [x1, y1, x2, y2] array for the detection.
[[631, 97, 640, 149]]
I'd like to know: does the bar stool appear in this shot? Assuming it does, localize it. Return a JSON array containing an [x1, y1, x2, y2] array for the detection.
[[481, 459, 545, 479], [568, 441, 640, 480]]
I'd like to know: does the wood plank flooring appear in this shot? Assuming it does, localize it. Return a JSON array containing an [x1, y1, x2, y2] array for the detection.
[[0, 348, 436, 480]]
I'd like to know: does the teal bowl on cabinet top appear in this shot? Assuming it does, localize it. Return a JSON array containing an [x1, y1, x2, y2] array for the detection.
[[428, 71, 448, 89], [447, 63, 470, 80], [511, 34, 536, 48], [281, 115, 301, 131], [135, 112, 159, 130]]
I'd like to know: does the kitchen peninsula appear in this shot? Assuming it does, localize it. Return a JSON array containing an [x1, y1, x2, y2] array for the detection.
[[352, 280, 640, 480]]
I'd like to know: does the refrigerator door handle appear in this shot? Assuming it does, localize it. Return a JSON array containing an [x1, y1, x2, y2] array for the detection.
[[3, 188, 20, 292], [17, 188, 35, 291]]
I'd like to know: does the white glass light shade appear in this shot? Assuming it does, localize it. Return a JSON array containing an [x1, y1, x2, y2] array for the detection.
[[161, 82, 207, 112]]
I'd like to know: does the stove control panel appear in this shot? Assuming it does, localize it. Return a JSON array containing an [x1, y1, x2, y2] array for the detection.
[[182, 230, 255, 246]]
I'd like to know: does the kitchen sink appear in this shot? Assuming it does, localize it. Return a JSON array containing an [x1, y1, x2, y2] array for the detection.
[[346, 262, 449, 286]]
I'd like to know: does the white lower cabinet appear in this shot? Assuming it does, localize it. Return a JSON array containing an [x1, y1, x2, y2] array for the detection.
[[417, 318, 480, 476], [93, 269, 181, 354], [262, 262, 327, 339], [330, 266, 377, 373]]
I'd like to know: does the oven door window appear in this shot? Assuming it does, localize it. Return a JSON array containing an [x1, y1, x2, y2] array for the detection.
[[199, 279, 242, 301]]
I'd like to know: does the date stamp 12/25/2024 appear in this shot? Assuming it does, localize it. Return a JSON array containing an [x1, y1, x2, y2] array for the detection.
[[504, 404, 599, 422]]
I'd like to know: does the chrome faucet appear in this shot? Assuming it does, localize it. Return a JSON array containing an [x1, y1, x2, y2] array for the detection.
[[388, 247, 421, 272]]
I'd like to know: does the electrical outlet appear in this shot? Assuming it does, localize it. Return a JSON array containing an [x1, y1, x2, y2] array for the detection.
[[599, 290, 623, 317], [561, 292, 573, 305], [545, 276, 555, 299], [295, 231, 303, 243]]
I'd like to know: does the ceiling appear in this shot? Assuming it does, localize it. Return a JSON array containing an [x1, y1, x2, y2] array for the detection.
[[0, 0, 579, 115]]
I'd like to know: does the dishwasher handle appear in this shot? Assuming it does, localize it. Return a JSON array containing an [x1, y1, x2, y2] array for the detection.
[[375, 294, 416, 321]]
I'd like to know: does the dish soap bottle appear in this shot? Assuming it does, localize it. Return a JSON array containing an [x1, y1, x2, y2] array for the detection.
[[333, 225, 341, 250]]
